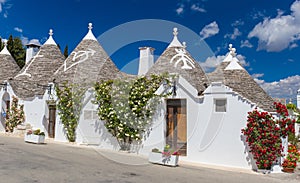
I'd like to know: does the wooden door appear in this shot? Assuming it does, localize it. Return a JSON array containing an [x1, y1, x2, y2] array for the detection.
[[166, 99, 187, 156], [48, 105, 56, 138]]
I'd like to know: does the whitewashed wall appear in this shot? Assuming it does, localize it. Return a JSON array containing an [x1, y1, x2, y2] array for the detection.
[[0, 89, 10, 132], [141, 78, 256, 169], [185, 83, 255, 169], [52, 77, 259, 169], [1, 84, 51, 137]]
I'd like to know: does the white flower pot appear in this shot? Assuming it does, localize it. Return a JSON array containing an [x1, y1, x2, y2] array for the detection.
[[24, 134, 45, 144], [148, 152, 179, 167]]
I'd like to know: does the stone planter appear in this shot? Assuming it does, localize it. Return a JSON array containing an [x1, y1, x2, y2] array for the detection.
[[148, 152, 179, 167], [24, 134, 45, 144]]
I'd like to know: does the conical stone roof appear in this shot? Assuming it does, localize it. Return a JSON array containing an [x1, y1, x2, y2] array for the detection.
[[54, 23, 122, 87], [0, 41, 20, 83], [208, 45, 275, 112], [146, 28, 209, 95], [9, 29, 65, 98]]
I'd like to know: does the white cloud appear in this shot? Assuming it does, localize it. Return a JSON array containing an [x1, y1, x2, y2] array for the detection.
[[199, 21, 219, 40], [21, 36, 29, 45], [251, 73, 264, 79], [0, 0, 6, 13], [289, 43, 298, 49], [200, 53, 249, 72], [175, 0, 207, 15], [21, 36, 41, 46], [28, 39, 41, 45], [190, 4, 206, 13], [224, 28, 242, 40], [200, 55, 225, 71], [0, 0, 11, 18], [231, 20, 244, 27], [14, 27, 23, 33], [251, 10, 265, 20], [240, 40, 253, 48], [248, 0, 300, 52], [176, 5, 184, 15], [255, 75, 300, 100]]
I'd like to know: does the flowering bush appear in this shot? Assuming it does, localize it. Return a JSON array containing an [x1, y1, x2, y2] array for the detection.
[[282, 144, 300, 169], [275, 102, 295, 137], [241, 102, 295, 170], [55, 82, 85, 142], [93, 74, 171, 150], [5, 96, 25, 132]]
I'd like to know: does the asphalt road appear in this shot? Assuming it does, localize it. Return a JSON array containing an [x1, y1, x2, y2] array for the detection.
[[0, 135, 299, 183]]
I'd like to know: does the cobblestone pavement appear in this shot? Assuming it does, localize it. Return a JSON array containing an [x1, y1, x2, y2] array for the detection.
[[0, 134, 299, 183]]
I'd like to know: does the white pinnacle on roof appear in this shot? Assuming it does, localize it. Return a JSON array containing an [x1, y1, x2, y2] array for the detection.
[[83, 23, 97, 41], [0, 39, 11, 55], [223, 44, 233, 62], [168, 27, 184, 48], [224, 46, 244, 70], [44, 29, 57, 45]]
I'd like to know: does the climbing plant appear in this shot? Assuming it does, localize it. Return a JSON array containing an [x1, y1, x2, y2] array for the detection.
[[5, 96, 25, 132], [55, 82, 85, 142], [241, 102, 295, 170], [93, 74, 171, 150]]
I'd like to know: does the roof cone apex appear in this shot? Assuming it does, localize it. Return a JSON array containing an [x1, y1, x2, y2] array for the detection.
[[223, 44, 236, 62], [83, 23, 97, 41], [44, 29, 57, 45], [0, 40, 11, 55], [224, 57, 244, 70], [168, 27, 183, 48]]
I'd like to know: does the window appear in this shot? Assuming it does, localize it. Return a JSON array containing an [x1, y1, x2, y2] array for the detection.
[[83, 110, 98, 120], [215, 99, 227, 112]]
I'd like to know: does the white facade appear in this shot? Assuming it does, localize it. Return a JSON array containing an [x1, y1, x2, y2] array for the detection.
[[52, 76, 257, 169]]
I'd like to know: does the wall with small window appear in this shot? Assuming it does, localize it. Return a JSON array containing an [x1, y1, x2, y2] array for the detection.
[[214, 98, 227, 112]]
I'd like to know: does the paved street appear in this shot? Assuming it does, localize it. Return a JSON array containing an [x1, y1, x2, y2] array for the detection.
[[0, 135, 299, 183]]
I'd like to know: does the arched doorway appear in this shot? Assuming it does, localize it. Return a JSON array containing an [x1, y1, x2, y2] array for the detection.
[[1, 92, 10, 131]]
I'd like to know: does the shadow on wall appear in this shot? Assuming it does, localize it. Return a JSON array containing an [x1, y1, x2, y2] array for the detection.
[[42, 115, 48, 135], [240, 134, 257, 170], [94, 119, 120, 151]]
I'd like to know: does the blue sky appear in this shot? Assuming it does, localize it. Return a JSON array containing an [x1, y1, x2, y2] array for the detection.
[[0, 0, 300, 102]]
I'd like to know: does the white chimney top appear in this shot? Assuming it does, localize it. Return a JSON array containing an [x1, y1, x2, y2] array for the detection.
[[138, 47, 154, 75]]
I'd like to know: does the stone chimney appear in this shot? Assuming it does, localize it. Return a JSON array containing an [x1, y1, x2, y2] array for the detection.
[[25, 41, 41, 64], [138, 47, 154, 75]]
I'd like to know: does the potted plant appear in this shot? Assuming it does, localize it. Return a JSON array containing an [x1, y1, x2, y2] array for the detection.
[[282, 144, 300, 173], [24, 129, 45, 144], [148, 145, 180, 167]]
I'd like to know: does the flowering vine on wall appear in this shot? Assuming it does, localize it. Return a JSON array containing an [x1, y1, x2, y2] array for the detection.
[[55, 82, 85, 142], [93, 74, 171, 150], [5, 96, 25, 132], [241, 102, 296, 170]]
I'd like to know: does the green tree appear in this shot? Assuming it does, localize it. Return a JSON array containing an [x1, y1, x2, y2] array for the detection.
[[7, 35, 25, 68], [63, 45, 68, 58]]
